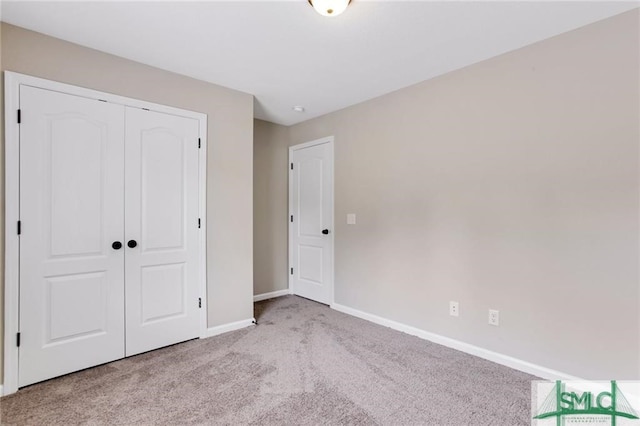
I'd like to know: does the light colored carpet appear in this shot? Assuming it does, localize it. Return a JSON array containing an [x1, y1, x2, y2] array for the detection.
[[0, 295, 536, 425]]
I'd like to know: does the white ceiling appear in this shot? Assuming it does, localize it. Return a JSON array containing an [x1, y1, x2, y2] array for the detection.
[[1, 1, 637, 125]]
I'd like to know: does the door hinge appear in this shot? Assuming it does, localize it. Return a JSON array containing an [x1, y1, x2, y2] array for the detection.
[[290, 215, 293, 223], [198, 218, 201, 229], [198, 138, 201, 149], [290, 163, 293, 170], [198, 297, 202, 308], [17, 220, 21, 235], [290, 267, 293, 275], [16, 332, 21, 347], [17, 109, 21, 124]]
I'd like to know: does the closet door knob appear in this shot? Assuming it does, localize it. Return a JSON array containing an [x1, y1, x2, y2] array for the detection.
[[322, 229, 330, 235], [112, 241, 122, 250], [127, 240, 138, 248]]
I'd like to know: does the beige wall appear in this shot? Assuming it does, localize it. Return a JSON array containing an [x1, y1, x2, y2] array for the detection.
[[0, 23, 255, 383], [253, 119, 290, 296], [262, 10, 638, 379]]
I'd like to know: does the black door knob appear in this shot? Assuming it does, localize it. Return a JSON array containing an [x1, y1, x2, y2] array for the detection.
[[127, 240, 138, 248], [112, 241, 122, 250], [322, 229, 330, 235]]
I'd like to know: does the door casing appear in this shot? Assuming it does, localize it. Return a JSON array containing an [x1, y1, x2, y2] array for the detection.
[[288, 136, 335, 305], [3, 71, 209, 395]]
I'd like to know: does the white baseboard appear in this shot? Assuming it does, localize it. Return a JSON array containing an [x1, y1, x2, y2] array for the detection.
[[201, 318, 255, 339], [253, 289, 290, 302], [331, 303, 580, 381]]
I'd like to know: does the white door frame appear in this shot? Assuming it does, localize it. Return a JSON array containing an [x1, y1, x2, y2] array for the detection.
[[288, 136, 335, 305], [3, 71, 209, 395]]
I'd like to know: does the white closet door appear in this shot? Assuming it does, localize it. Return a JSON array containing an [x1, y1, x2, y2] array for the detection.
[[124, 107, 201, 356], [19, 87, 126, 387], [290, 141, 334, 305]]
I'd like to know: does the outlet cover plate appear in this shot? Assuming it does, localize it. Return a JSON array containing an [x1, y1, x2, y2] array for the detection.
[[489, 309, 499, 326], [449, 301, 459, 317]]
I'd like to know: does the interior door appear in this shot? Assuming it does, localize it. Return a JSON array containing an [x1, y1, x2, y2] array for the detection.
[[290, 140, 334, 305], [124, 107, 201, 356], [19, 86, 126, 387]]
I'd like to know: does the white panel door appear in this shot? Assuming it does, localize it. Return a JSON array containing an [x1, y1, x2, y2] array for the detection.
[[290, 140, 333, 305], [19, 86, 125, 387], [124, 107, 200, 356]]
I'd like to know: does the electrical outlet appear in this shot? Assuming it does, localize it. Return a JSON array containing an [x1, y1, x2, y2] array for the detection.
[[449, 301, 459, 317], [488, 309, 499, 326]]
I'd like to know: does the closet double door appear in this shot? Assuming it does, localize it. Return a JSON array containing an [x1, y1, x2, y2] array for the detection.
[[18, 86, 201, 387]]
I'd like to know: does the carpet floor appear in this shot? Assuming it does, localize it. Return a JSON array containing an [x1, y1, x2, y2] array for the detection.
[[0, 295, 536, 425]]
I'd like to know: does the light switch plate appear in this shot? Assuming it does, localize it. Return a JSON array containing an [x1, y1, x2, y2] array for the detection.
[[347, 213, 356, 225]]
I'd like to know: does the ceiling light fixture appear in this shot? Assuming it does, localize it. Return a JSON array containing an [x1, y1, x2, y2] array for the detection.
[[292, 106, 306, 113], [308, 0, 351, 17]]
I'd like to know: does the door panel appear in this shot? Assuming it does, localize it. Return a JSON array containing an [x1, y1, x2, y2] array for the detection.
[[124, 107, 200, 356], [299, 245, 323, 283], [19, 86, 125, 387], [140, 263, 186, 324], [46, 272, 108, 343], [141, 129, 185, 251], [49, 118, 105, 256], [291, 141, 333, 305], [299, 158, 323, 236]]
